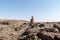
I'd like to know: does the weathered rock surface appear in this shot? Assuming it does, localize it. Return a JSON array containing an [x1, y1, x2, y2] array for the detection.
[[0, 19, 60, 40]]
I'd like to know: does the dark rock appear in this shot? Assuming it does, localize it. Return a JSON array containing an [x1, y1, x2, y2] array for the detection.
[[39, 24, 45, 27], [20, 25, 23, 28], [53, 24, 58, 28], [44, 28, 54, 32], [31, 25, 35, 28], [36, 32, 53, 40], [2, 21, 9, 25], [53, 24, 60, 31], [40, 29, 44, 32], [17, 34, 34, 40], [0, 28, 3, 31], [23, 23, 27, 25], [54, 35, 60, 40], [22, 31, 29, 36], [12, 25, 15, 26], [15, 26, 21, 31], [0, 38, 3, 40]]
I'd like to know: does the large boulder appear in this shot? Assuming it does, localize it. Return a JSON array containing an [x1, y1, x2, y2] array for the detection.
[[54, 35, 60, 40], [53, 24, 60, 31], [36, 32, 53, 40]]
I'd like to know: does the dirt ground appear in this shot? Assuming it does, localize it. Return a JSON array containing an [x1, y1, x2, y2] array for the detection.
[[0, 20, 60, 40]]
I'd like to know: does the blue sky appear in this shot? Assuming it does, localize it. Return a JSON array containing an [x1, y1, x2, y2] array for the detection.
[[0, 0, 60, 22]]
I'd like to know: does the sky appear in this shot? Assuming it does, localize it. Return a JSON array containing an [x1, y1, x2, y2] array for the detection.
[[0, 0, 60, 22]]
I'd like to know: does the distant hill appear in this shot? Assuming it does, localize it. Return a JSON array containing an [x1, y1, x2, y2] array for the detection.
[[0, 19, 29, 25]]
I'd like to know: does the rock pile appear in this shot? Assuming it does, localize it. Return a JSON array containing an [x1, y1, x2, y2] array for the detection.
[[0, 17, 60, 40]]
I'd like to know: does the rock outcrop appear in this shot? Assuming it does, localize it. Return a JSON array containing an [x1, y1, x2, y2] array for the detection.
[[30, 16, 34, 26], [0, 17, 60, 40]]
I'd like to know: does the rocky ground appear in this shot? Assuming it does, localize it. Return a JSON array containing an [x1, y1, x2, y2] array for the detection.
[[0, 20, 60, 40]]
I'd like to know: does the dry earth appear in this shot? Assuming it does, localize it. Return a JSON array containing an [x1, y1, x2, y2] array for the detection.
[[0, 19, 60, 40]]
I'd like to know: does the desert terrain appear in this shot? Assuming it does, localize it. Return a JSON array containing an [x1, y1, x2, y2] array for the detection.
[[0, 17, 60, 40]]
